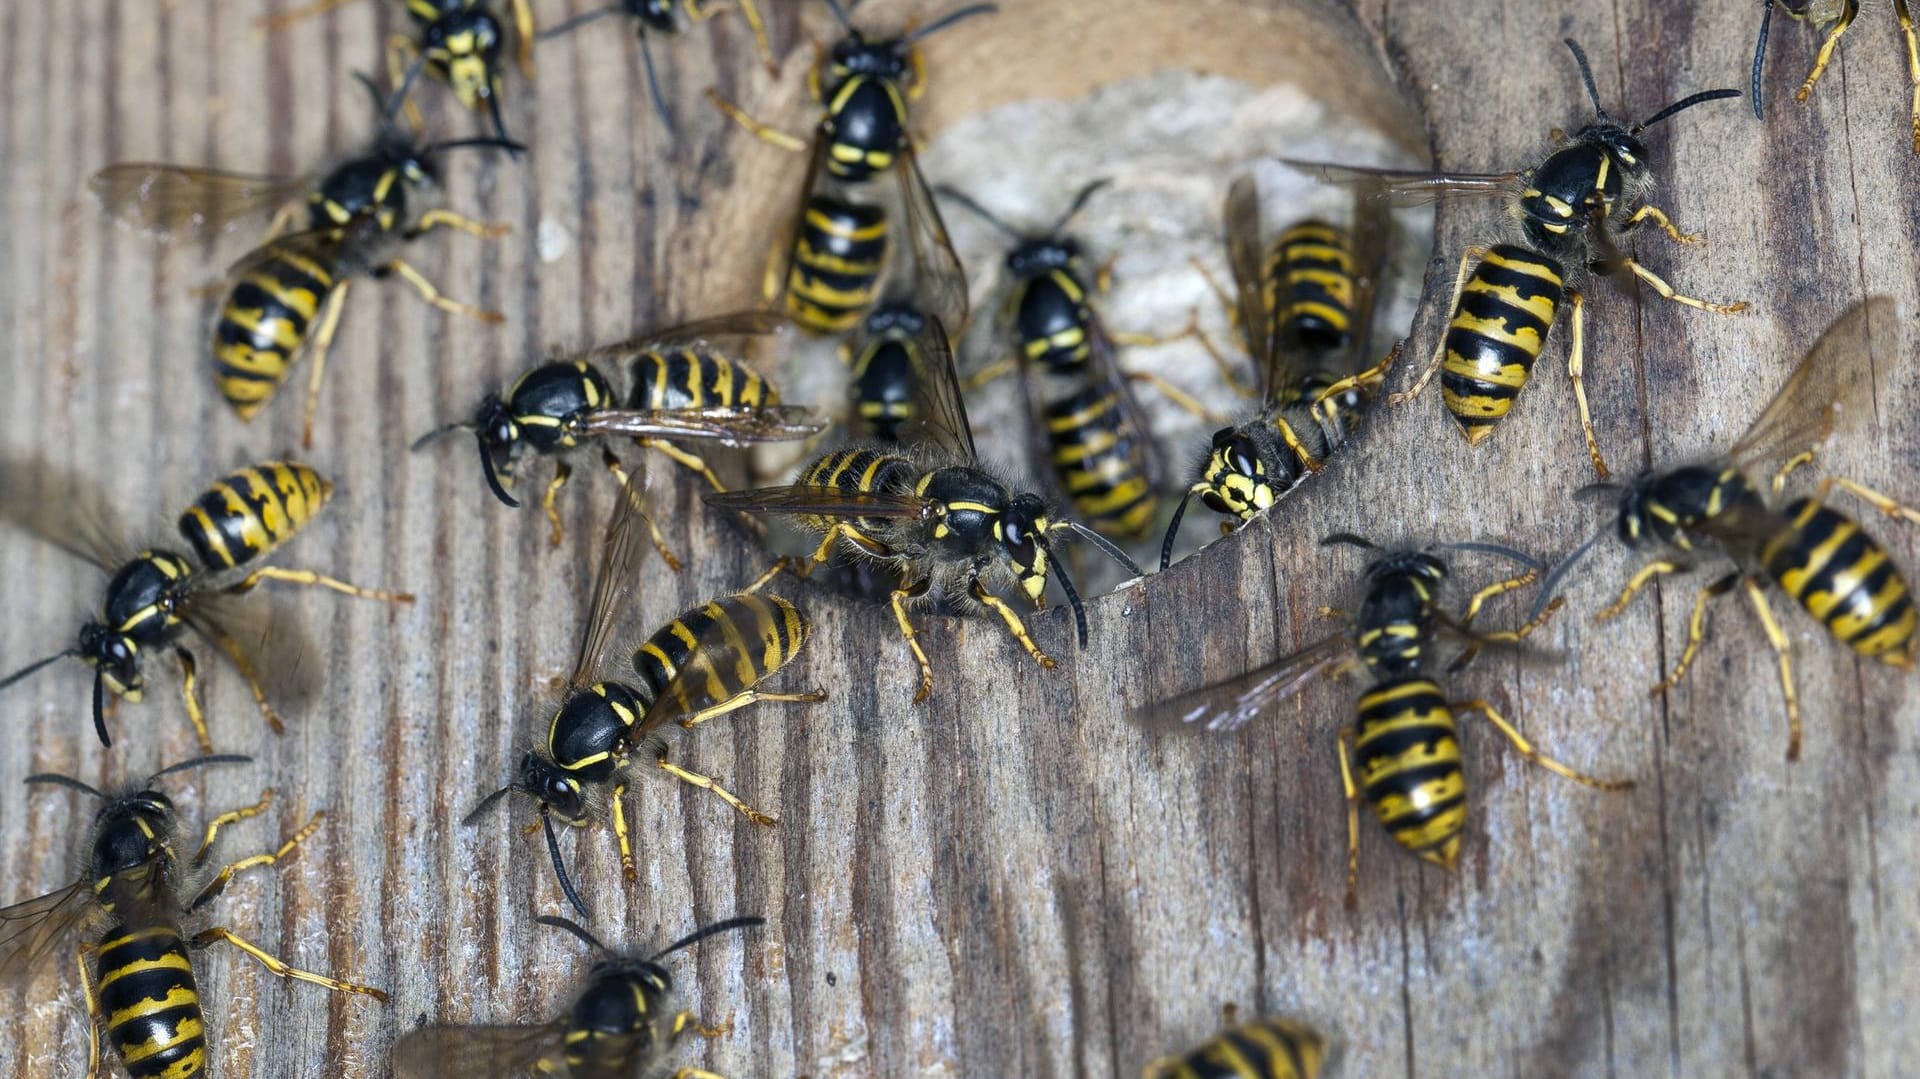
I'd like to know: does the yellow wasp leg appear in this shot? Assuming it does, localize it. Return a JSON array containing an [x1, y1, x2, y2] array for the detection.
[[640, 436, 726, 491], [689, 0, 773, 72], [678, 687, 826, 730], [299, 281, 351, 450], [264, 200, 302, 243], [961, 357, 1018, 391], [1626, 204, 1704, 244], [1336, 727, 1361, 910], [1598, 560, 1687, 621], [1815, 475, 1920, 524], [387, 35, 426, 135], [673, 1070, 727, 1079], [1742, 579, 1803, 762], [1273, 415, 1324, 474], [230, 566, 415, 604], [890, 581, 937, 702], [1452, 699, 1635, 790], [1795, 0, 1860, 103], [970, 581, 1057, 672], [1771, 449, 1818, 495], [743, 560, 792, 594], [542, 461, 573, 547], [257, 0, 358, 32], [656, 752, 778, 825], [1125, 370, 1229, 424], [1563, 289, 1611, 480], [195, 788, 275, 864], [1899, 0, 1920, 152], [175, 648, 214, 754], [706, 89, 809, 151], [384, 258, 507, 323], [1391, 245, 1486, 407], [1458, 570, 1542, 630], [77, 941, 103, 1079], [1619, 258, 1750, 315], [1185, 307, 1259, 400], [1652, 575, 1739, 695], [1451, 592, 1561, 672], [601, 453, 685, 571], [808, 521, 888, 566], [413, 208, 514, 240], [193, 926, 389, 1001], [672, 1010, 733, 1038], [197, 621, 287, 735], [611, 783, 635, 882], [508, 0, 536, 78], [191, 811, 324, 910], [1309, 341, 1403, 433]]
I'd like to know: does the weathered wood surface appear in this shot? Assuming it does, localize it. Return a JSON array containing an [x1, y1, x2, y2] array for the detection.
[[2, 0, 1918, 1076]]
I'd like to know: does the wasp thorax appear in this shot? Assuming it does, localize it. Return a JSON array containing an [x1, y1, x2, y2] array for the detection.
[[1007, 237, 1079, 279]]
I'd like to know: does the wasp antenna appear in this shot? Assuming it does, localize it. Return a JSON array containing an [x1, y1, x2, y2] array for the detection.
[[821, 0, 856, 33], [1531, 528, 1607, 623], [1430, 540, 1543, 570], [903, 2, 998, 44], [1050, 178, 1113, 236], [536, 914, 612, 953], [23, 773, 106, 800], [638, 31, 678, 140], [934, 185, 1024, 240], [1562, 38, 1608, 119], [536, 4, 624, 39], [148, 754, 254, 784], [540, 808, 591, 918], [1751, 0, 1777, 120], [422, 137, 530, 159], [461, 784, 516, 826], [477, 435, 522, 508], [1068, 521, 1144, 579], [650, 915, 767, 961], [1159, 488, 1198, 572], [1320, 532, 1378, 551], [0, 648, 80, 692], [91, 669, 112, 749], [409, 419, 472, 452], [382, 52, 431, 132], [1635, 88, 1743, 134], [1045, 541, 1091, 648]]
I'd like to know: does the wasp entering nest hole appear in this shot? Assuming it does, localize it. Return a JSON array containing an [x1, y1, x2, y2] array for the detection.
[[703, 0, 1435, 604]]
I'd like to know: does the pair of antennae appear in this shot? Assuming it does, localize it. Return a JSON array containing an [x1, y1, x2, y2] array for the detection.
[[535, 7, 680, 136], [25, 754, 252, 801], [938, 178, 1111, 242], [356, 59, 529, 158], [1038, 520, 1143, 648], [1563, 37, 1742, 134], [822, 0, 998, 44], [411, 418, 522, 508], [537, 913, 766, 961]]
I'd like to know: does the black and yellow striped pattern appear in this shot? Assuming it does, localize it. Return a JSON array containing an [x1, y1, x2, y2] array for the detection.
[[1351, 676, 1465, 868], [1148, 1017, 1326, 1079], [1266, 220, 1355, 354], [95, 923, 208, 1079], [1763, 498, 1918, 666], [849, 334, 916, 441], [633, 593, 810, 716], [1016, 269, 1093, 371], [1043, 384, 1157, 538], [787, 196, 888, 334], [822, 76, 907, 181], [630, 348, 775, 410], [797, 447, 921, 533], [211, 245, 341, 418], [1438, 244, 1566, 444], [176, 461, 332, 571]]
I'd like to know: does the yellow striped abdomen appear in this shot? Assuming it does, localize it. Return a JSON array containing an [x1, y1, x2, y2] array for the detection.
[[176, 461, 332, 571], [1043, 384, 1157, 538], [211, 247, 340, 419], [95, 923, 207, 1079], [630, 348, 774, 411], [633, 593, 811, 718], [1352, 676, 1465, 868], [1147, 1016, 1326, 1079], [786, 196, 887, 334], [1267, 220, 1355, 353], [1763, 498, 1918, 667], [1438, 244, 1565, 445]]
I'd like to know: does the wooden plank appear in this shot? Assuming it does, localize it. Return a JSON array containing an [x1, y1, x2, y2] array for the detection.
[[1, 0, 1916, 1076]]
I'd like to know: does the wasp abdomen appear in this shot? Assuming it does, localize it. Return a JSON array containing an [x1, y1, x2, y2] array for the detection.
[[1269, 220, 1355, 353], [1148, 1015, 1326, 1079], [177, 461, 332, 571], [787, 196, 888, 334], [212, 250, 340, 418], [631, 348, 774, 410], [1765, 499, 1918, 665], [96, 923, 208, 1079], [1352, 676, 1465, 868], [1438, 245, 1565, 444], [1043, 384, 1156, 538], [633, 594, 810, 714]]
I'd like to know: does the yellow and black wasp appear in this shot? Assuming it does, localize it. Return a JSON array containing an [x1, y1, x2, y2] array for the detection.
[[1144, 1011, 1326, 1079], [1542, 297, 1916, 762], [706, 315, 1143, 702], [1159, 174, 1399, 570], [0, 755, 386, 1079], [467, 463, 823, 916], [1284, 38, 1746, 480], [709, 0, 989, 336], [538, 0, 775, 136], [1752, 0, 1920, 153], [0, 460, 412, 751], [394, 914, 760, 1078], [1139, 534, 1630, 904], [412, 311, 828, 554], [844, 302, 931, 442]]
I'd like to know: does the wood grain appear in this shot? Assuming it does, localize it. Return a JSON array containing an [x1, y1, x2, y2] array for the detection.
[[2, 0, 1918, 1077]]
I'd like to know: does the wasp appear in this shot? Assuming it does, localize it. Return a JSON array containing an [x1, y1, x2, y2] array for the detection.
[[1542, 298, 1916, 762], [1140, 534, 1630, 905], [412, 311, 828, 553], [468, 463, 823, 916], [706, 315, 1141, 702], [1284, 38, 1746, 480], [709, 0, 990, 336], [537, 0, 775, 136], [0, 755, 386, 1079], [394, 914, 760, 1078], [0, 460, 412, 751], [1752, 0, 1920, 153], [844, 302, 931, 442], [1144, 1010, 1326, 1079], [1159, 176, 1400, 570]]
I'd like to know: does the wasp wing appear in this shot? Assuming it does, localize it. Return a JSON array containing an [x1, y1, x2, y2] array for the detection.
[[221, 227, 347, 284], [1083, 311, 1171, 491], [574, 310, 790, 364], [767, 136, 836, 315], [633, 597, 798, 740], [704, 484, 928, 519], [894, 147, 971, 336], [569, 462, 655, 689], [1223, 176, 1294, 407], [0, 881, 90, 988], [1274, 160, 1525, 208], [578, 405, 829, 443], [0, 458, 137, 571], [1132, 632, 1355, 733], [892, 314, 978, 462], [391, 1021, 571, 1079], [179, 584, 324, 714], [1726, 296, 1897, 475], [88, 163, 309, 236], [1337, 171, 1392, 377]]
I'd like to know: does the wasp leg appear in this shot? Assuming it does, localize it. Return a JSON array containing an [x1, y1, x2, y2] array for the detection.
[[678, 687, 826, 730], [672, 1010, 733, 1039], [190, 811, 324, 911], [1625, 205, 1704, 245], [257, 0, 358, 32], [196, 622, 287, 735], [1771, 449, 1819, 495], [1598, 559, 1688, 621], [1272, 415, 1324, 474], [1452, 699, 1635, 790], [809, 521, 889, 566], [743, 559, 794, 594], [1125, 370, 1230, 424], [961, 356, 1018, 391], [264, 200, 302, 242], [888, 578, 937, 702], [691, 0, 774, 73], [970, 580, 1058, 673], [1309, 342, 1402, 435], [194, 788, 275, 866], [507, 0, 536, 77], [1815, 475, 1920, 524], [611, 783, 635, 882], [1391, 245, 1486, 407], [640, 436, 727, 491], [229, 565, 415, 604], [1458, 570, 1542, 630], [602, 452, 685, 570], [1448, 576, 1559, 673], [386, 35, 427, 135], [1742, 578, 1803, 761], [175, 648, 215, 754], [706, 89, 809, 151], [1317, 606, 1348, 620], [1620, 258, 1749, 315], [412, 208, 514, 241], [1563, 289, 1611, 480], [1795, 0, 1860, 103], [1185, 304, 1260, 400], [1336, 727, 1362, 909], [1899, 0, 1920, 152], [656, 751, 778, 825], [1652, 574, 1740, 695], [76, 942, 102, 1079], [541, 462, 573, 547], [193, 926, 389, 1002], [383, 257, 508, 323], [673, 1070, 727, 1079], [299, 281, 351, 450]]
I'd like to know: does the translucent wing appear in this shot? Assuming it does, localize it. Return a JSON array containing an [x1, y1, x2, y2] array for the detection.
[[1132, 632, 1355, 733], [569, 462, 654, 689], [894, 314, 978, 462], [1223, 176, 1290, 405], [179, 586, 324, 712], [1084, 313, 1170, 490], [0, 882, 90, 988], [574, 310, 790, 364], [1274, 159, 1525, 208], [0, 458, 136, 571], [768, 137, 835, 313], [391, 1022, 571, 1079], [1337, 173, 1392, 377], [703, 484, 928, 519], [1726, 296, 1896, 473], [222, 228, 347, 282], [577, 405, 829, 443], [894, 147, 971, 336], [88, 163, 309, 236], [634, 598, 794, 738]]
